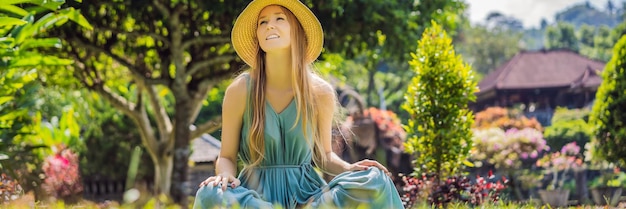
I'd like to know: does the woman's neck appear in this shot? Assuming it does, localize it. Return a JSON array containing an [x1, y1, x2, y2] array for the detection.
[[264, 51, 294, 90]]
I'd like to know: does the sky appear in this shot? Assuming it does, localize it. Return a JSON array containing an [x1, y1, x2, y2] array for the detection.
[[465, 0, 620, 28]]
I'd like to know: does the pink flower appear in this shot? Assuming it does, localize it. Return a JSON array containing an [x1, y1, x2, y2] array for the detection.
[[520, 152, 528, 159]]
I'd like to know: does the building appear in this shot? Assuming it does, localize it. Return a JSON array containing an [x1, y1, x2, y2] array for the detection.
[[188, 133, 221, 193], [474, 49, 605, 125]]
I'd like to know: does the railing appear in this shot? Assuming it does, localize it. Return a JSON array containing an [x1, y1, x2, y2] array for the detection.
[[82, 178, 153, 202]]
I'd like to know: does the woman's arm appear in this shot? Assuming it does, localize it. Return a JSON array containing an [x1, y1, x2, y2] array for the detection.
[[313, 77, 390, 176], [200, 75, 247, 190]]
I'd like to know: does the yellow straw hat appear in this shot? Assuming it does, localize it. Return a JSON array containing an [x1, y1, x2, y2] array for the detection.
[[232, 0, 323, 67]]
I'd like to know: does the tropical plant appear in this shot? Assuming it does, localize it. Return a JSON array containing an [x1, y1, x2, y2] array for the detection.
[[589, 35, 626, 167], [0, 0, 92, 69], [1, 0, 91, 202], [402, 22, 478, 180]]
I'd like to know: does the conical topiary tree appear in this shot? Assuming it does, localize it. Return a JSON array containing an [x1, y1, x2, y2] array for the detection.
[[589, 35, 626, 167], [402, 22, 478, 180]]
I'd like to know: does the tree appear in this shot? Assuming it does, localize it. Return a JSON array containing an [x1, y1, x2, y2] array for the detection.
[[606, 0, 615, 14], [578, 24, 596, 47], [545, 22, 579, 52], [50, 0, 467, 205], [456, 23, 522, 76], [402, 22, 478, 180], [589, 35, 626, 167], [540, 18, 548, 29], [485, 12, 524, 31], [312, 0, 467, 111]]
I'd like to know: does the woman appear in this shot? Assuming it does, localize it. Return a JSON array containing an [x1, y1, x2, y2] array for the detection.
[[194, 0, 403, 208]]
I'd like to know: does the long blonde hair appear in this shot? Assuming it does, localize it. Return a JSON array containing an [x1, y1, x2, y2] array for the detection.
[[246, 6, 328, 168]]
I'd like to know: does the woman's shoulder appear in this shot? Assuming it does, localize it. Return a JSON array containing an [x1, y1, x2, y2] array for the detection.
[[310, 74, 334, 95], [224, 73, 249, 101]]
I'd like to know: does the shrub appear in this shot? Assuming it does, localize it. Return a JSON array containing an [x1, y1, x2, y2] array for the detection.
[[543, 119, 592, 155], [401, 171, 507, 208], [589, 35, 626, 167], [469, 128, 549, 170], [473, 107, 543, 131], [550, 107, 590, 123], [364, 107, 406, 140], [41, 146, 83, 203], [402, 22, 477, 179]]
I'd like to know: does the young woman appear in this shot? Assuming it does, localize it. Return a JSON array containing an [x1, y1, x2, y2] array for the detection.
[[193, 0, 403, 208]]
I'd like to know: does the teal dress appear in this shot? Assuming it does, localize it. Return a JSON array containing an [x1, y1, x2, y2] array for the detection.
[[194, 78, 403, 209]]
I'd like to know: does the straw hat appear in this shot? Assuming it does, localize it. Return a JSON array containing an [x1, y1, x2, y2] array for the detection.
[[232, 0, 323, 67]]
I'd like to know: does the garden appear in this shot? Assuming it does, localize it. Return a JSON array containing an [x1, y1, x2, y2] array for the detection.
[[2, 0, 626, 208]]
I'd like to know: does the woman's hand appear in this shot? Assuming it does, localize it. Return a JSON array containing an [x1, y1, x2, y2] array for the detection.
[[348, 159, 391, 177], [199, 173, 241, 191]]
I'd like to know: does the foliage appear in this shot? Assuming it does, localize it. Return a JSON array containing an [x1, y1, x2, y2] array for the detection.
[[0, 68, 38, 145], [589, 167, 626, 188], [550, 107, 590, 123], [456, 17, 523, 77], [313, 0, 465, 61], [545, 22, 580, 52], [544, 118, 592, 155], [0, 173, 23, 203], [79, 104, 153, 181], [555, 3, 622, 28], [313, 0, 467, 119], [41, 145, 83, 203], [469, 128, 549, 170], [1, 0, 91, 201], [0, 0, 92, 68], [579, 25, 615, 62], [402, 22, 478, 179], [589, 35, 626, 167], [535, 142, 583, 190], [31, 108, 83, 157], [401, 171, 507, 208], [0, 68, 47, 201], [473, 107, 543, 131]]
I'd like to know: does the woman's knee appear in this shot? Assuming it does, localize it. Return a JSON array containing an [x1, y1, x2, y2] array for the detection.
[[194, 185, 225, 206]]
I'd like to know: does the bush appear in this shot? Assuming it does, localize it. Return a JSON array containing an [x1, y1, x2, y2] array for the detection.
[[41, 146, 83, 203], [469, 128, 549, 170], [402, 22, 477, 179], [589, 35, 626, 167], [401, 172, 507, 208], [550, 107, 590, 123], [544, 119, 592, 154], [473, 107, 543, 131]]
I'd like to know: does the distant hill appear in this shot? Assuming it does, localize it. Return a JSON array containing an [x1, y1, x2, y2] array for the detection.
[[555, 3, 622, 28], [522, 2, 624, 50]]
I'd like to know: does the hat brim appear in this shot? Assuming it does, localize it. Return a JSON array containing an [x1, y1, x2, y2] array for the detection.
[[232, 0, 323, 68]]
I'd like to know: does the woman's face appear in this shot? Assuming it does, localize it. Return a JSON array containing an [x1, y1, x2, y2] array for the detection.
[[256, 5, 291, 53]]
